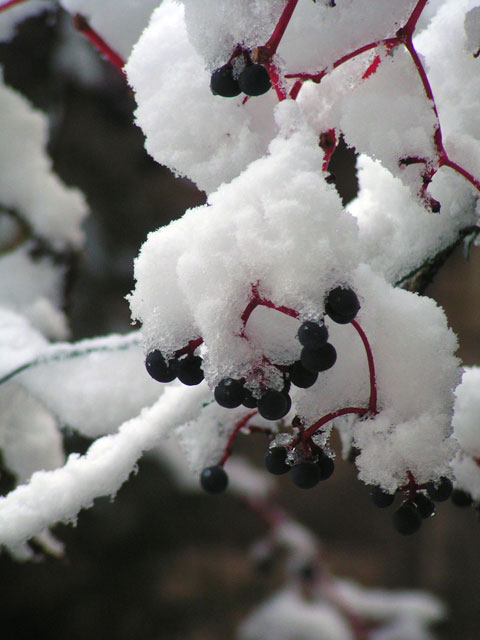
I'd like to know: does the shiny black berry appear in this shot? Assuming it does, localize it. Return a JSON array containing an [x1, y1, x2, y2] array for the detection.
[[300, 343, 337, 373], [451, 489, 473, 507], [325, 286, 360, 324], [426, 476, 453, 502], [392, 503, 422, 535], [257, 390, 291, 421], [210, 65, 241, 97], [145, 350, 177, 383], [238, 64, 271, 96], [214, 378, 244, 408], [264, 446, 290, 475], [200, 465, 228, 494], [316, 451, 335, 480], [289, 361, 318, 388], [414, 493, 435, 518], [176, 355, 204, 386], [290, 460, 321, 489], [297, 321, 328, 349], [370, 486, 395, 508], [242, 387, 258, 408]]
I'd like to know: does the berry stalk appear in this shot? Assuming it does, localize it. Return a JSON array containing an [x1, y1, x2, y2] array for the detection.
[[0, 0, 29, 13], [261, 0, 299, 58], [73, 13, 126, 76]]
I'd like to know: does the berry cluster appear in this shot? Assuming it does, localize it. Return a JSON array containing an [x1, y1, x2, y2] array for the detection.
[[145, 345, 204, 386], [210, 48, 271, 98], [370, 476, 454, 535], [265, 444, 334, 489], [212, 285, 360, 421]]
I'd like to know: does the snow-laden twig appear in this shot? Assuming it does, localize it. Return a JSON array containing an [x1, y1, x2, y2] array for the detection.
[[0, 382, 210, 549]]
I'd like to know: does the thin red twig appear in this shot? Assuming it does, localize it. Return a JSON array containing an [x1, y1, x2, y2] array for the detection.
[[73, 13, 125, 76], [219, 410, 258, 466], [0, 0, 28, 12], [241, 284, 299, 333], [262, 0, 299, 58], [351, 319, 377, 414], [303, 407, 367, 441]]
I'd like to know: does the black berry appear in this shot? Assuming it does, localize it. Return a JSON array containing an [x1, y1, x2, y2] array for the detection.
[[370, 486, 395, 508], [426, 476, 453, 502], [210, 65, 241, 97], [238, 64, 271, 96], [325, 286, 360, 324], [289, 361, 318, 388], [242, 387, 258, 408], [257, 390, 291, 421], [264, 446, 290, 475], [290, 460, 321, 489], [300, 343, 337, 372], [200, 465, 228, 494], [451, 488, 473, 507], [414, 493, 435, 518], [298, 321, 328, 349], [214, 378, 244, 408], [392, 503, 422, 535], [145, 350, 177, 383], [176, 355, 204, 386], [317, 451, 335, 480]]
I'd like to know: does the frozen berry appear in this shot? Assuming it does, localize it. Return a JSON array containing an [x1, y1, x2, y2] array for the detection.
[[214, 378, 244, 408], [325, 286, 360, 324], [200, 465, 228, 494], [242, 387, 258, 408], [392, 503, 422, 535], [264, 446, 290, 475], [210, 65, 241, 97], [300, 343, 337, 373], [414, 493, 435, 518], [426, 476, 453, 502], [298, 321, 328, 349], [176, 355, 204, 386], [289, 361, 318, 388], [238, 64, 271, 96], [145, 350, 177, 383], [451, 489, 473, 507], [370, 486, 395, 508], [290, 460, 321, 489], [317, 452, 335, 480], [258, 390, 291, 421]]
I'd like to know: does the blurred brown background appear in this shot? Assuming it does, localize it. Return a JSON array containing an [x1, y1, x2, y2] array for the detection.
[[0, 11, 479, 640]]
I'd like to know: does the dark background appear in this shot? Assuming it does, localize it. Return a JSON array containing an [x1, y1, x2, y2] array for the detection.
[[0, 11, 479, 640]]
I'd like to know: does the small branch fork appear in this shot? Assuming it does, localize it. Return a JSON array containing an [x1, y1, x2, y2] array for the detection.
[[264, 0, 480, 200]]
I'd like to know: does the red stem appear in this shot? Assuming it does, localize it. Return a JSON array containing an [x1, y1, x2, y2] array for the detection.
[[219, 410, 258, 466], [0, 0, 28, 12], [402, 0, 429, 37], [351, 319, 377, 414], [241, 284, 299, 333], [302, 407, 367, 441], [175, 337, 204, 358], [73, 14, 125, 76], [262, 0, 299, 57], [265, 59, 288, 101]]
